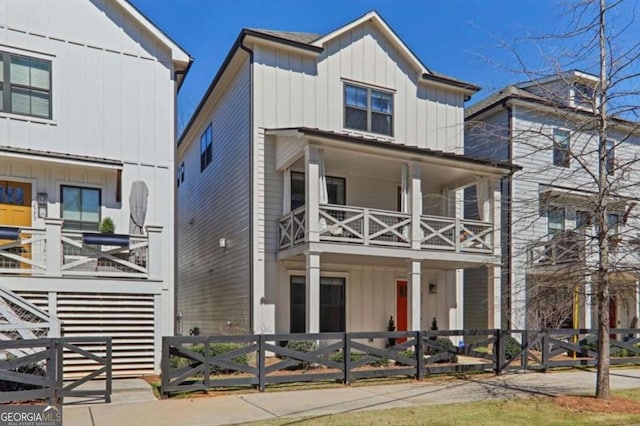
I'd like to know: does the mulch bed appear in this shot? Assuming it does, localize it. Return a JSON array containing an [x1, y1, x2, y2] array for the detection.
[[555, 395, 640, 414]]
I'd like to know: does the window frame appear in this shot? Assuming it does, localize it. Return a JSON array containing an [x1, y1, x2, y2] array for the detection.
[[290, 171, 347, 210], [60, 185, 101, 231], [343, 82, 394, 137], [552, 129, 571, 168], [0, 51, 52, 119], [200, 123, 213, 172], [605, 140, 615, 176], [547, 205, 566, 237], [289, 275, 346, 333]]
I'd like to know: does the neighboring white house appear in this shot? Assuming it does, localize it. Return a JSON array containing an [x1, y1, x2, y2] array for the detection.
[[177, 11, 515, 341], [0, 0, 191, 376], [466, 70, 640, 331]]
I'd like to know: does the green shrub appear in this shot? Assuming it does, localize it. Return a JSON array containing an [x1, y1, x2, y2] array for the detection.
[[99, 217, 115, 234], [328, 351, 365, 363], [0, 361, 46, 392], [503, 335, 522, 361], [284, 340, 316, 370], [168, 343, 248, 375], [425, 338, 458, 363]]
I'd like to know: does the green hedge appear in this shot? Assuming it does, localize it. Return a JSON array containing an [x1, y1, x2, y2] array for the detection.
[[169, 343, 249, 374]]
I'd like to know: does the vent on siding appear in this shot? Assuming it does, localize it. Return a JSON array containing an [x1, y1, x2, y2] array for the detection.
[[57, 293, 155, 377]]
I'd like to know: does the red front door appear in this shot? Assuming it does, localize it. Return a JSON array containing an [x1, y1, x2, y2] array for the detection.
[[397, 280, 408, 343]]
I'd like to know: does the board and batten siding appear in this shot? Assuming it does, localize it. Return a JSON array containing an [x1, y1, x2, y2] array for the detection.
[[274, 262, 459, 337], [177, 58, 252, 335], [252, 20, 465, 152]]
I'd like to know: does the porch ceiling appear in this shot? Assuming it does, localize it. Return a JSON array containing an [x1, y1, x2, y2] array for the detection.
[[291, 146, 483, 191]]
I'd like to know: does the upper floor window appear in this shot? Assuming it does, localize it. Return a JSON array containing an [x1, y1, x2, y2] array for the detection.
[[1, 52, 51, 119], [548, 206, 565, 236], [61, 186, 100, 231], [573, 83, 593, 109], [607, 213, 619, 236], [200, 123, 213, 172], [553, 129, 570, 168], [290, 171, 346, 210], [344, 83, 393, 136], [605, 140, 615, 175]]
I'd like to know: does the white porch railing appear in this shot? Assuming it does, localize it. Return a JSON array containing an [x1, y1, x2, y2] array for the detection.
[[60, 231, 149, 278], [0, 228, 47, 274], [278, 205, 494, 254], [527, 231, 585, 267], [0, 221, 162, 279]]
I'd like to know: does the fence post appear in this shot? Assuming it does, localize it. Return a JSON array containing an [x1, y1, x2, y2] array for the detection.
[[344, 333, 351, 385], [204, 337, 211, 391], [160, 337, 169, 399], [541, 330, 549, 372], [522, 330, 528, 371], [46, 339, 56, 405], [258, 335, 265, 392], [415, 330, 424, 380], [105, 337, 112, 403], [55, 339, 64, 405], [494, 329, 503, 375]]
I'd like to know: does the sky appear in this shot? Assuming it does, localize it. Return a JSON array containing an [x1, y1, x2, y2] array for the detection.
[[129, 0, 638, 130]]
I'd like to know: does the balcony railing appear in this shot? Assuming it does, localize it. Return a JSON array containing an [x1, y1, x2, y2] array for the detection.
[[527, 231, 585, 267], [0, 221, 162, 279], [279, 204, 494, 254]]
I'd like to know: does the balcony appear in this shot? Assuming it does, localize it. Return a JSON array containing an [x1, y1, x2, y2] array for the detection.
[[527, 231, 585, 268], [279, 204, 494, 255], [0, 219, 162, 280]]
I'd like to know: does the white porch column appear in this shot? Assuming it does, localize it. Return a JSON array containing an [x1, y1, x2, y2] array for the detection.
[[44, 218, 63, 277], [489, 178, 502, 328], [584, 276, 593, 329], [409, 163, 422, 250], [145, 225, 163, 281], [305, 251, 320, 333], [305, 145, 320, 243], [408, 260, 421, 331], [283, 168, 291, 214]]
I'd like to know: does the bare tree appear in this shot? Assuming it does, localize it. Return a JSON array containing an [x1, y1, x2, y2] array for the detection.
[[466, 0, 640, 399]]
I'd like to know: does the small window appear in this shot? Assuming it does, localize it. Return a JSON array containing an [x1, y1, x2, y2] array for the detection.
[[344, 83, 393, 136], [176, 163, 185, 188], [200, 123, 213, 172], [605, 140, 615, 175], [574, 83, 593, 108], [290, 172, 346, 210], [61, 186, 100, 231], [553, 129, 570, 167], [607, 213, 619, 236], [289, 276, 345, 333], [1, 52, 51, 119], [576, 210, 591, 229], [548, 206, 565, 236]]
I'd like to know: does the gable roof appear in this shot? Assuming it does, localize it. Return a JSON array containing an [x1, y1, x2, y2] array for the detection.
[[465, 85, 548, 118]]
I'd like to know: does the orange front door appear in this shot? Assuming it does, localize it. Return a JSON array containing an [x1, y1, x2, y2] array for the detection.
[[396, 280, 408, 343]]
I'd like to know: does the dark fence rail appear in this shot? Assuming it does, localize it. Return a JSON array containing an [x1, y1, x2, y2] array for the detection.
[[162, 328, 640, 397], [0, 337, 112, 404]]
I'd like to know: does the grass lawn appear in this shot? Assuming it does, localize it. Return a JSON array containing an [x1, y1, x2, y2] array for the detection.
[[247, 388, 640, 425]]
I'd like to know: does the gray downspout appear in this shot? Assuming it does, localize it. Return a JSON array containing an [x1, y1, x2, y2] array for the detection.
[[240, 42, 255, 333]]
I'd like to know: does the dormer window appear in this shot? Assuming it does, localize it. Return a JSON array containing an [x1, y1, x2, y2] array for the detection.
[[344, 83, 393, 136], [573, 83, 594, 109]]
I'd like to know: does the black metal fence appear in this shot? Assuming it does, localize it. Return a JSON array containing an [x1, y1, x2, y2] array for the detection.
[[0, 337, 112, 404], [161, 328, 640, 397]]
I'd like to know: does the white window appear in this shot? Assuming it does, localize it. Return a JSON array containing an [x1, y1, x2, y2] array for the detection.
[[0, 52, 51, 118], [290, 171, 346, 210], [548, 206, 565, 236], [344, 83, 393, 136], [61, 186, 100, 231], [553, 129, 570, 168], [574, 83, 594, 108]]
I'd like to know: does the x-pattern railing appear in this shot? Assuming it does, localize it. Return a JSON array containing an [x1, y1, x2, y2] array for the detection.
[[319, 205, 365, 242], [528, 232, 584, 267], [61, 233, 148, 278], [0, 229, 47, 274]]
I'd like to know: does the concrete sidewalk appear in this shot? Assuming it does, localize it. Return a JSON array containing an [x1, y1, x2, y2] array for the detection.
[[63, 369, 640, 426]]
